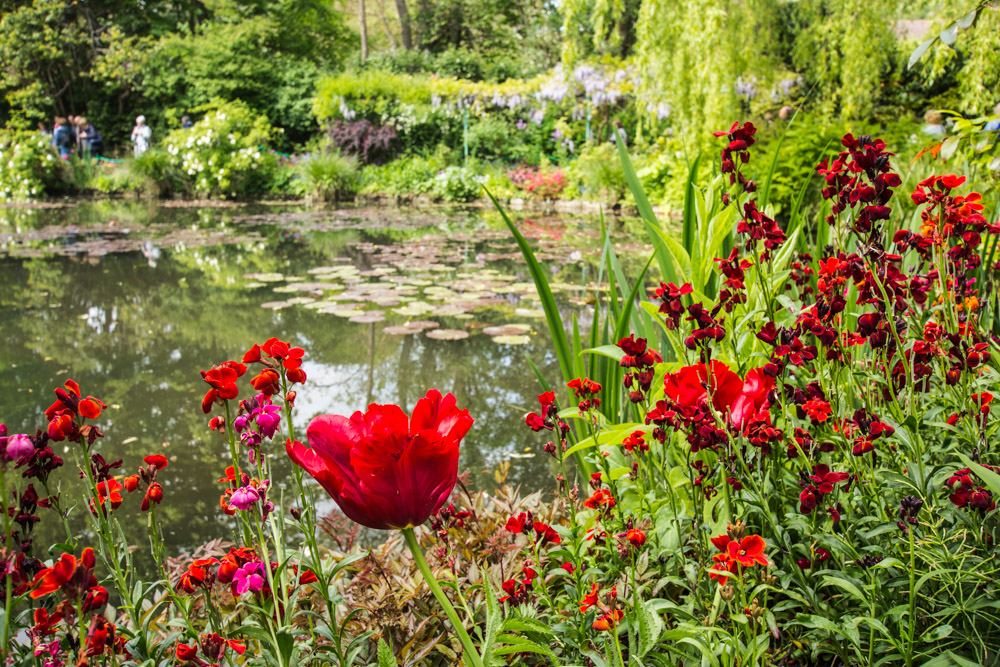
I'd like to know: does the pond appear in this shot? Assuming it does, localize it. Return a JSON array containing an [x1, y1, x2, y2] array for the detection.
[[0, 200, 629, 557]]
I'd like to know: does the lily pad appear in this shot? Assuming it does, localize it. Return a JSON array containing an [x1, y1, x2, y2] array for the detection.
[[482, 324, 532, 337], [245, 272, 285, 282], [349, 311, 385, 324], [491, 334, 531, 345], [425, 329, 470, 341]]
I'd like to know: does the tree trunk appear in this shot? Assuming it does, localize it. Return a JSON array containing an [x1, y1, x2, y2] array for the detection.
[[395, 0, 413, 49], [359, 0, 369, 62]]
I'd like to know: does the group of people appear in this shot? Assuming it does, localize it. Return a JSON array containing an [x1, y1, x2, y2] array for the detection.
[[48, 115, 103, 160], [44, 114, 176, 160]]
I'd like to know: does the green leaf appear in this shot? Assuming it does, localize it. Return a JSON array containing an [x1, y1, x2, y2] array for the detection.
[[582, 344, 625, 362], [637, 600, 664, 656], [377, 639, 399, 667], [615, 128, 678, 284], [487, 188, 572, 382], [908, 37, 936, 69]]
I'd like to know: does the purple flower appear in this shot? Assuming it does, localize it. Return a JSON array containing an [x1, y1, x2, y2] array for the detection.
[[233, 561, 266, 595], [229, 485, 262, 512], [4, 433, 35, 463]]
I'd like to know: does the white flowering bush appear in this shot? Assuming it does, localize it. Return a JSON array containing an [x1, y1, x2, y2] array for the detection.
[[430, 165, 483, 202], [162, 101, 278, 197], [0, 130, 62, 201]]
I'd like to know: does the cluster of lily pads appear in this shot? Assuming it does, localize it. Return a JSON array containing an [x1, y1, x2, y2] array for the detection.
[[250, 227, 595, 345]]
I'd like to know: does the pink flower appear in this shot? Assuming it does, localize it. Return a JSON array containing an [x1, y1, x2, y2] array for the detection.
[[232, 561, 266, 595], [4, 433, 35, 462], [229, 485, 261, 512]]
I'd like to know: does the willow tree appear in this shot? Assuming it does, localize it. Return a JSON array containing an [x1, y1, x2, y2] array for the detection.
[[634, 0, 783, 145], [561, 0, 642, 65], [790, 0, 899, 120]]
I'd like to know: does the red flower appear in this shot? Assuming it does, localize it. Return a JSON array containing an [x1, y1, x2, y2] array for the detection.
[[625, 528, 646, 548], [144, 454, 169, 469], [533, 520, 561, 544], [178, 557, 219, 593], [287, 389, 474, 530], [30, 547, 98, 600], [567, 377, 602, 412], [78, 396, 105, 420], [583, 488, 615, 510], [709, 534, 769, 585], [592, 609, 624, 631], [803, 398, 833, 423], [200, 361, 247, 413], [504, 512, 530, 534], [245, 338, 308, 385], [92, 478, 124, 514], [622, 430, 648, 453], [578, 583, 600, 612], [141, 482, 164, 511], [250, 368, 281, 396], [664, 361, 773, 430]]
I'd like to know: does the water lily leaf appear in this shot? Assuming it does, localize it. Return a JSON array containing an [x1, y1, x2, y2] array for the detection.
[[349, 311, 385, 324], [425, 329, 470, 341], [245, 272, 285, 282], [491, 335, 531, 345], [482, 324, 532, 336]]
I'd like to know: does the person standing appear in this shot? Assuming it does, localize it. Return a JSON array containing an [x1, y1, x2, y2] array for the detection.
[[51, 116, 74, 159], [181, 115, 193, 129], [131, 115, 152, 156], [76, 117, 103, 158]]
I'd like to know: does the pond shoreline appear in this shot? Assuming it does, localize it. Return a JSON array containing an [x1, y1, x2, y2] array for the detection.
[[0, 191, 668, 219]]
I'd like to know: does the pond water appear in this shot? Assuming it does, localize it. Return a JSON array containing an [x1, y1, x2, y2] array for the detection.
[[0, 200, 626, 556]]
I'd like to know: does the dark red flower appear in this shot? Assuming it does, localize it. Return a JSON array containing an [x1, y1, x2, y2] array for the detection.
[[288, 389, 473, 530]]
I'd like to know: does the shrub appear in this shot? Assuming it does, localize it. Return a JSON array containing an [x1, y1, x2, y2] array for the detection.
[[0, 130, 63, 200], [569, 141, 626, 201], [327, 120, 398, 165], [359, 152, 448, 198], [509, 165, 567, 199], [429, 165, 483, 202], [296, 151, 359, 202], [161, 100, 278, 198], [128, 148, 186, 198]]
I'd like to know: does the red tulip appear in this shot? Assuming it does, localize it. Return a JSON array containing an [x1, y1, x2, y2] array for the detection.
[[287, 389, 473, 530]]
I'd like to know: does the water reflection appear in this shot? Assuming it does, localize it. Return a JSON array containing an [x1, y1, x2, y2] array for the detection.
[[0, 201, 605, 556]]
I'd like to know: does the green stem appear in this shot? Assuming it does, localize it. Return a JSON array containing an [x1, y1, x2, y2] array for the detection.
[[402, 528, 484, 667]]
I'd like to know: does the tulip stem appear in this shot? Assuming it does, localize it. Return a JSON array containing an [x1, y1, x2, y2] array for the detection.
[[402, 528, 484, 667]]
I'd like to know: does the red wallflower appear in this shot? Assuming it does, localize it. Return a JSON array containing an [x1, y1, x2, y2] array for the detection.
[[709, 533, 769, 585], [567, 377, 602, 412], [30, 547, 102, 604], [624, 528, 646, 549], [621, 430, 648, 453], [583, 488, 616, 511], [92, 478, 124, 514], [946, 467, 996, 513], [803, 398, 833, 423], [244, 338, 308, 385], [288, 389, 473, 530], [200, 361, 247, 413], [178, 557, 219, 593]]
